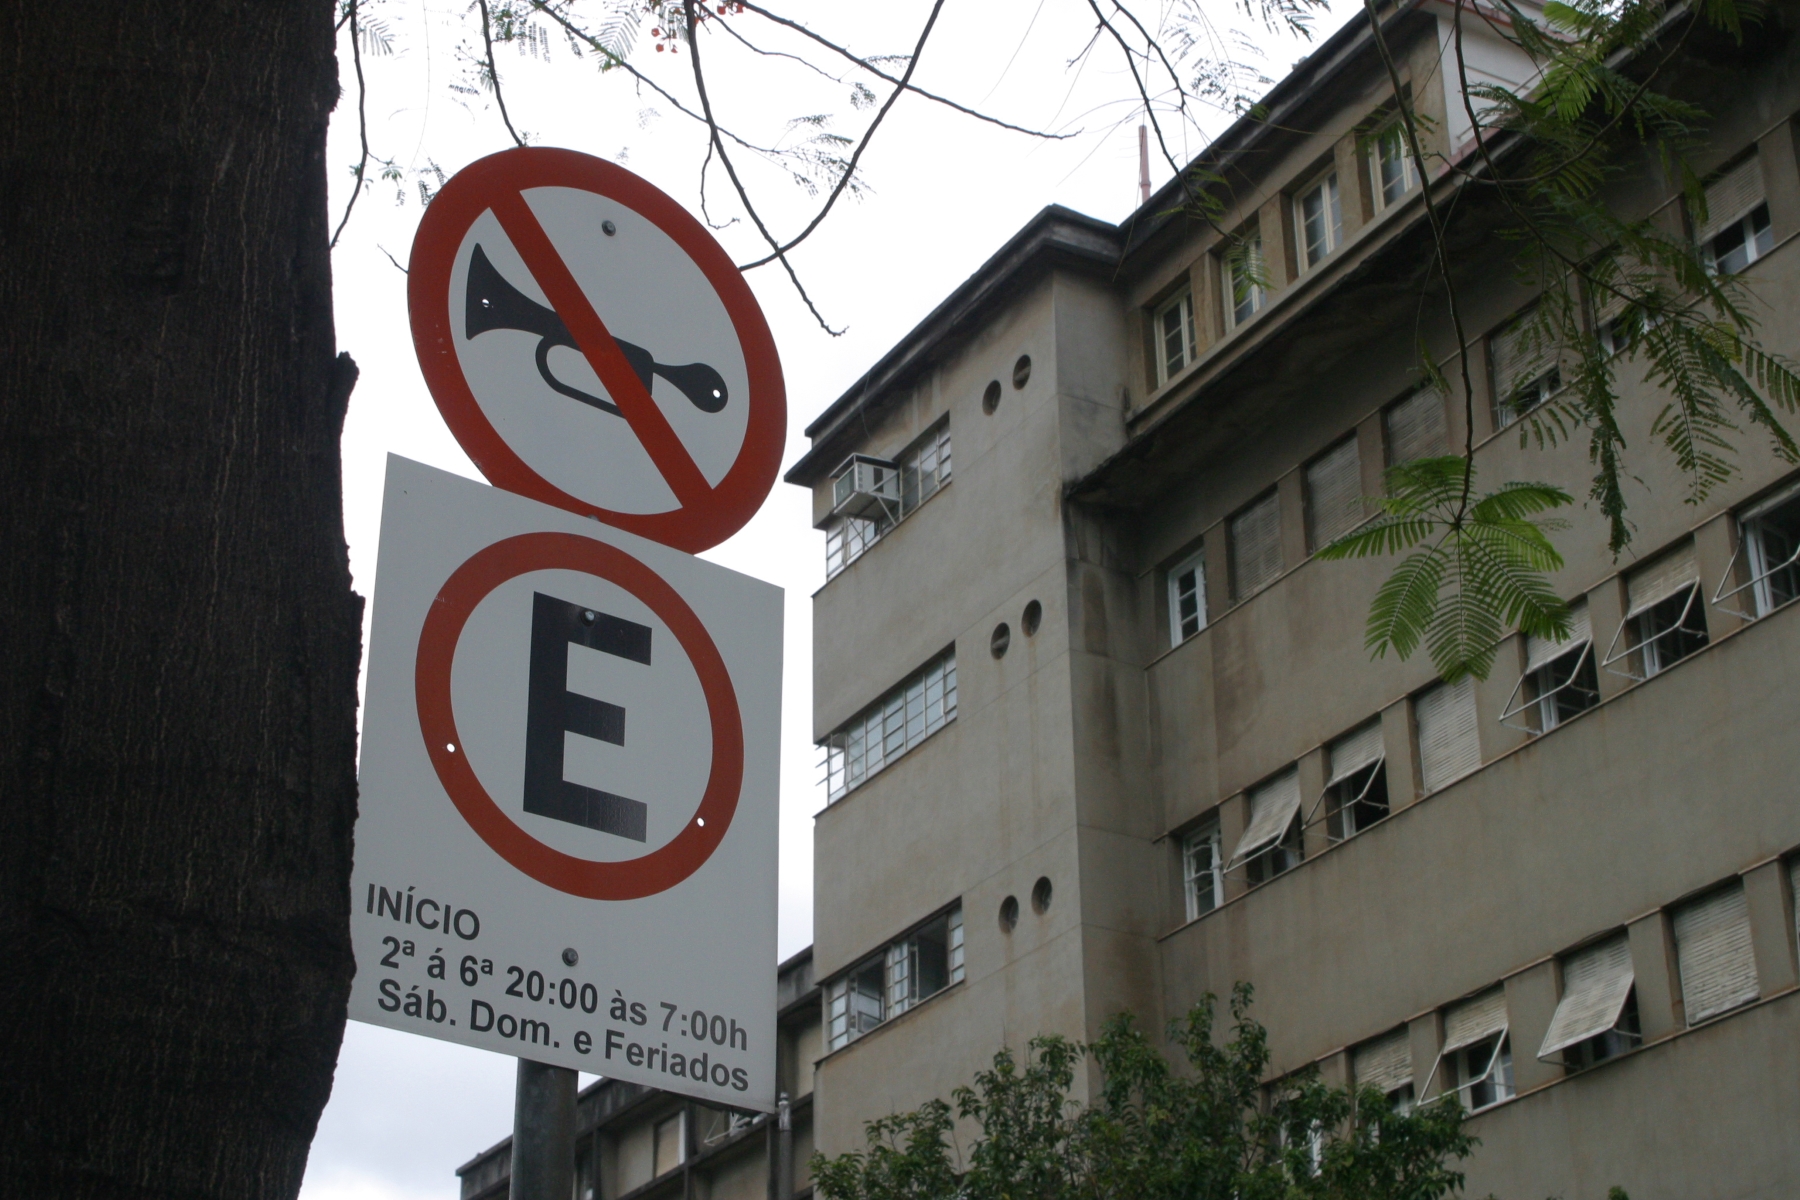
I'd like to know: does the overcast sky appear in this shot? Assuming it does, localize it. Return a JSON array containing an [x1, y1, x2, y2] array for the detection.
[[301, 3, 1351, 1197]]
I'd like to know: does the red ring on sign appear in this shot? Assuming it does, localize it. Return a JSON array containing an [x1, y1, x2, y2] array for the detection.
[[415, 532, 743, 900], [408, 147, 785, 554]]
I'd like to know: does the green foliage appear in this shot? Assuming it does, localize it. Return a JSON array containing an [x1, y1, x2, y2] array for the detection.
[[1317, 457, 1573, 682], [1314, 0, 1800, 681], [812, 984, 1480, 1200]]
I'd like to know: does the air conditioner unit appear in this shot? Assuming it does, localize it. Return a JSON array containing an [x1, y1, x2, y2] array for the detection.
[[830, 454, 901, 520]]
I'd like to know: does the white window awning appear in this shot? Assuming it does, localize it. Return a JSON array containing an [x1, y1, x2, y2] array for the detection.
[[1228, 769, 1301, 867], [1624, 546, 1699, 619], [1538, 934, 1635, 1060], [1327, 722, 1385, 786], [1525, 602, 1592, 672]]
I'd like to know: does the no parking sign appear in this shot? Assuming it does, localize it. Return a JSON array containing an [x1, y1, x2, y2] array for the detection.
[[348, 148, 783, 1109]]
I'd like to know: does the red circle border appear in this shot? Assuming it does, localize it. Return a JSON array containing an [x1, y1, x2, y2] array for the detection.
[[408, 147, 785, 554], [415, 532, 744, 900]]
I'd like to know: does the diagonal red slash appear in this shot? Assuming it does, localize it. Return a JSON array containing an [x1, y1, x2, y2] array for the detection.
[[489, 190, 713, 508]]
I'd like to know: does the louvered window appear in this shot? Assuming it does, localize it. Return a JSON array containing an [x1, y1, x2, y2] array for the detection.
[[1168, 547, 1207, 645], [1182, 819, 1224, 920], [1305, 437, 1363, 552], [821, 648, 957, 802], [1323, 721, 1388, 840], [1699, 154, 1773, 276], [1230, 769, 1303, 882], [1538, 934, 1640, 1068], [1295, 171, 1342, 270], [1604, 543, 1706, 680], [1352, 1027, 1413, 1111], [1435, 988, 1513, 1112], [1384, 387, 1447, 466], [1415, 676, 1480, 794], [827, 904, 964, 1051], [1490, 306, 1561, 428], [1154, 290, 1197, 385], [1229, 490, 1283, 601], [1502, 601, 1598, 732], [1673, 884, 1759, 1025], [1224, 231, 1266, 328]]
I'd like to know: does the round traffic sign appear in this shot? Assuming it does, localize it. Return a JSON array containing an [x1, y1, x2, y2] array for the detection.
[[415, 531, 744, 900], [409, 148, 785, 553]]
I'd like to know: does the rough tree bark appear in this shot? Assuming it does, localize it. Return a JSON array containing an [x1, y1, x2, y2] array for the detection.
[[0, 2, 362, 1196]]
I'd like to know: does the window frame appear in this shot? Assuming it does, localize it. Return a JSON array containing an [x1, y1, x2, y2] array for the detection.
[[1370, 120, 1420, 212], [1167, 546, 1207, 647], [1697, 154, 1773, 276], [1499, 600, 1598, 733], [1222, 230, 1266, 330], [823, 903, 965, 1053], [1152, 288, 1198, 386], [821, 647, 958, 804], [1182, 818, 1224, 921], [822, 420, 953, 580], [1601, 548, 1708, 682], [1488, 305, 1563, 430], [1303, 434, 1364, 553], [1293, 168, 1343, 271], [1712, 478, 1800, 620]]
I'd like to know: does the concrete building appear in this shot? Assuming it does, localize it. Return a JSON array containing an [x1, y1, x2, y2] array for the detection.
[[785, 2, 1800, 1196], [457, 948, 821, 1200]]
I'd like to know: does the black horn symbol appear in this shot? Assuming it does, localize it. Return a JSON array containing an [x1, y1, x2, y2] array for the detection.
[[464, 244, 728, 416]]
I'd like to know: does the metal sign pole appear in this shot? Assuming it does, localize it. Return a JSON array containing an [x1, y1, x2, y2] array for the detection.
[[512, 1058, 576, 1200]]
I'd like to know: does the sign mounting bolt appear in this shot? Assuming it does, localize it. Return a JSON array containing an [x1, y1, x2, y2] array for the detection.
[[562, 948, 579, 967], [602, 220, 617, 236]]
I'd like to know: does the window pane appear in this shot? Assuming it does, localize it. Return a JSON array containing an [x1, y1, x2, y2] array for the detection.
[[819, 648, 959, 802], [1168, 548, 1206, 644], [1746, 488, 1800, 614]]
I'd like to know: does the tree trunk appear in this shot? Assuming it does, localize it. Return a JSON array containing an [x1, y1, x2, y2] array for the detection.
[[0, 2, 361, 1196]]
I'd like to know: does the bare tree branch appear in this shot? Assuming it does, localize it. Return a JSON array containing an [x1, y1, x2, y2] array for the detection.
[[737, 0, 948, 270], [682, 0, 843, 334], [733, 1, 1076, 140], [1360, 0, 1481, 521], [331, 0, 371, 250], [479, 0, 526, 147]]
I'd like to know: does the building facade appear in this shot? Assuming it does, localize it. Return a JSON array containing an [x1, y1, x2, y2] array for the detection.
[[786, 3, 1800, 1196], [457, 949, 821, 1200]]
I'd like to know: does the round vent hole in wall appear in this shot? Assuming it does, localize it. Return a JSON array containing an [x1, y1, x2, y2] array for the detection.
[[990, 622, 1011, 658], [982, 380, 1002, 414], [999, 895, 1020, 932], [1012, 355, 1032, 389], [1031, 876, 1053, 914], [1021, 600, 1042, 636]]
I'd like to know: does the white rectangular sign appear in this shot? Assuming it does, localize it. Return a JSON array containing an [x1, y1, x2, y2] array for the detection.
[[349, 455, 781, 1110]]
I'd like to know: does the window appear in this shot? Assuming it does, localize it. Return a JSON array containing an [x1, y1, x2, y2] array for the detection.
[[1698, 154, 1773, 276], [1603, 544, 1707, 680], [1537, 934, 1639, 1069], [1229, 489, 1283, 601], [1371, 121, 1419, 210], [1384, 387, 1447, 466], [1182, 818, 1224, 920], [1323, 721, 1388, 841], [1223, 231, 1266, 329], [1352, 1027, 1414, 1114], [1500, 601, 1598, 732], [1294, 171, 1343, 270], [1305, 437, 1363, 552], [1673, 883, 1759, 1026], [696, 1106, 753, 1147], [1229, 769, 1303, 884], [824, 905, 964, 1052], [653, 1112, 685, 1177], [1153, 289, 1198, 385], [1489, 307, 1561, 428], [1716, 480, 1800, 619], [1790, 858, 1800, 954], [822, 423, 953, 579], [821, 647, 957, 803], [1435, 989, 1513, 1112], [1167, 547, 1207, 645], [1415, 676, 1480, 794]]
